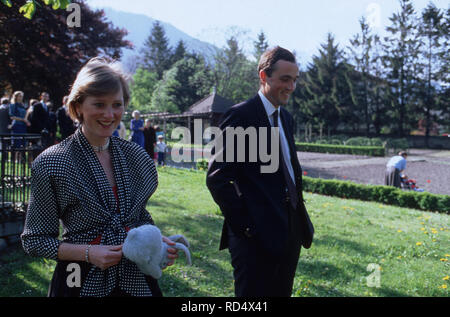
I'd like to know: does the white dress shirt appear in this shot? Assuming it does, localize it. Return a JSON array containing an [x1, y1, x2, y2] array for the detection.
[[258, 90, 296, 184]]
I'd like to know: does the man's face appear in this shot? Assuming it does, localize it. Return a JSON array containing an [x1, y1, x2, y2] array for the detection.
[[260, 60, 299, 107], [41, 93, 49, 102]]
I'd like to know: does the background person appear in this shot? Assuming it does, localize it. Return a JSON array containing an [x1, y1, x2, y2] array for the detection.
[[29, 92, 51, 150], [143, 119, 156, 160], [156, 134, 167, 166], [0, 97, 11, 153], [56, 96, 77, 140], [385, 151, 408, 188], [21, 57, 178, 297], [9, 91, 30, 150], [130, 110, 144, 148]]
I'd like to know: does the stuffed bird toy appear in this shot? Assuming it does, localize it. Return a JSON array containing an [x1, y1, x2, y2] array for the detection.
[[122, 224, 192, 279]]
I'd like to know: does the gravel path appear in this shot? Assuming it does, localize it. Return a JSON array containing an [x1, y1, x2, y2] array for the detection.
[[163, 147, 450, 196], [298, 150, 450, 196]]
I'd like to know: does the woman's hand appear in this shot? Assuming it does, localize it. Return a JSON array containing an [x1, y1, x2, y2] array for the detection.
[[88, 245, 123, 270], [162, 236, 179, 270]]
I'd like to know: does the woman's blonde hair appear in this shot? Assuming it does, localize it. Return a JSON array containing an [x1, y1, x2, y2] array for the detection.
[[67, 57, 130, 122], [11, 91, 24, 104]]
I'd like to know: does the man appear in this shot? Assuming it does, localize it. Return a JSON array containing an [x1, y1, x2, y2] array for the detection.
[[385, 151, 408, 188], [206, 46, 314, 297], [0, 97, 11, 134], [143, 119, 156, 159], [56, 96, 76, 140], [29, 92, 51, 150], [0, 97, 11, 153]]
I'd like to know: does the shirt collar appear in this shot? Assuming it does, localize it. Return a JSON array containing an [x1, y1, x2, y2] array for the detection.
[[258, 90, 279, 118]]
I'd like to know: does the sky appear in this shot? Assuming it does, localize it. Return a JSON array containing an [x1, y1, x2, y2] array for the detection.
[[88, 0, 449, 64]]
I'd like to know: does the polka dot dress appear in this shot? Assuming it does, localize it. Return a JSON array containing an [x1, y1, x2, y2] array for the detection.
[[21, 128, 158, 297]]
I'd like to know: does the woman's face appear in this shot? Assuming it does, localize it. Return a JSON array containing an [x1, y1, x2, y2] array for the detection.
[[134, 112, 140, 120], [77, 88, 124, 144], [16, 94, 23, 103]]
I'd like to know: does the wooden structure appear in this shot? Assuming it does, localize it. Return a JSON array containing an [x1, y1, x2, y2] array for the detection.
[[146, 92, 234, 143]]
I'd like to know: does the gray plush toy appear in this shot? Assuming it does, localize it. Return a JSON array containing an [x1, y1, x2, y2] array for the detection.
[[122, 224, 191, 279]]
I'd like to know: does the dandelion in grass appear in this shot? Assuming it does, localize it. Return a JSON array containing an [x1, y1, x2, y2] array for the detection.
[[438, 284, 447, 289], [443, 276, 449, 281], [440, 258, 448, 262], [416, 242, 423, 246], [397, 229, 403, 233]]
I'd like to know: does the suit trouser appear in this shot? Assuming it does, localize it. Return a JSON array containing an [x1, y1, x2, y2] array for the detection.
[[227, 203, 303, 297]]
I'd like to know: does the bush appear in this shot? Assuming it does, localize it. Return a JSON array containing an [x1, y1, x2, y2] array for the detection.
[[302, 176, 449, 214], [296, 142, 385, 157], [196, 158, 209, 171]]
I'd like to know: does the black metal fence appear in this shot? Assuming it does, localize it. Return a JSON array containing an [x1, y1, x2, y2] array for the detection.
[[0, 134, 42, 238]]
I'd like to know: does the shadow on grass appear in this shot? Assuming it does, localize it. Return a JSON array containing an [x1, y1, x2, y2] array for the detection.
[[297, 235, 411, 297], [0, 245, 53, 296]]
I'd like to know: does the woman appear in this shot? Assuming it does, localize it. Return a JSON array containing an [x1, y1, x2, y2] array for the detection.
[[21, 58, 178, 297], [9, 91, 30, 149], [130, 110, 144, 148]]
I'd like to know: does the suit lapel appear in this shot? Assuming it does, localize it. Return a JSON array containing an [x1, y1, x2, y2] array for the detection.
[[279, 108, 303, 193], [253, 95, 272, 129]]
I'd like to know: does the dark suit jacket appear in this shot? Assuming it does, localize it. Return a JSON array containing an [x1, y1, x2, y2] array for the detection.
[[29, 102, 49, 134], [56, 106, 76, 139], [206, 95, 314, 258]]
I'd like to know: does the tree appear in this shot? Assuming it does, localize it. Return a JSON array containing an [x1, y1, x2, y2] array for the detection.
[[253, 31, 269, 61], [1, 0, 70, 19], [417, 3, 446, 141], [151, 54, 213, 113], [347, 16, 374, 135], [213, 36, 259, 103], [171, 40, 187, 65], [383, 0, 422, 136], [0, 0, 131, 105], [129, 67, 158, 113], [141, 21, 173, 80], [299, 33, 353, 136], [368, 35, 390, 135]]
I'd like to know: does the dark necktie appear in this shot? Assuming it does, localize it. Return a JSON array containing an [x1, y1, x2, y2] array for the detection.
[[273, 110, 298, 209]]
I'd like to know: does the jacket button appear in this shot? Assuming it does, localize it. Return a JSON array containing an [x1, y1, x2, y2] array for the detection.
[[244, 228, 252, 238]]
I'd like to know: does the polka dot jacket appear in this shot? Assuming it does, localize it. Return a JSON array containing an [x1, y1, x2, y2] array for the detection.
[[21, 128, 158, 297]]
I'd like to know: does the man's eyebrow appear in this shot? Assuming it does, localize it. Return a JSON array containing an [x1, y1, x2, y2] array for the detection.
[[280, 74, 300, 79]]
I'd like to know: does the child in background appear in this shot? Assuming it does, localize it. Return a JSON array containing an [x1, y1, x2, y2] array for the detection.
[[156, 135, 168, 166]]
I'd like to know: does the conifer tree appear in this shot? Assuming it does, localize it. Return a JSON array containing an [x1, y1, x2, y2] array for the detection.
[[141, 21, 173, 80], [383, 0, 421, 136], [253, 31, 269, 61]]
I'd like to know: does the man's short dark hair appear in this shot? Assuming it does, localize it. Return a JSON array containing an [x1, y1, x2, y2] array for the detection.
[[258, 46, 297, 77], [398, 151, 408, 157]]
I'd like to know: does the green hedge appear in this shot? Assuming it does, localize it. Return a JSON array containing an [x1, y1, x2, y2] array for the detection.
[[296, 142, 385, 156], [196, 158, 209, 170], [302, 176, 450, 214]]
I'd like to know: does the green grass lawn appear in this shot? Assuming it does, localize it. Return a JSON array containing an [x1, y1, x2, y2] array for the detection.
[[0, 166, 448, 297]]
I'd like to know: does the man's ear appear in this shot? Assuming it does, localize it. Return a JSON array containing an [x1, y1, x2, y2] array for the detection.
[[259, 70, 268, 85]]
